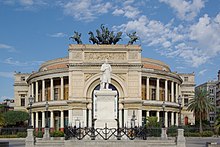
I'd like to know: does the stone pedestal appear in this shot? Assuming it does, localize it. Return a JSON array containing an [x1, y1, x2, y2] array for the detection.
[[43, 127, 50, 139], [161, 128, 167, 139], [94, 89, 117, 128], [25, 128, 35, 147], [177, 129, 186, 147]]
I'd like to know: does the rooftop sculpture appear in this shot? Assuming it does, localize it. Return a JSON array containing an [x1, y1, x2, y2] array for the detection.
[[70, 25, 139, 45]]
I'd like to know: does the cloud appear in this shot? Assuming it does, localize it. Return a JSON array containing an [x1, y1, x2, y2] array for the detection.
[[112, 0, 141, 19], [0, 72, 14, 78], [198, 69, 207, 76], [48, 32, 67, 38], [3, 57, 43, 67], [114, 12, 220, 67], [62, 0, 112, 22], [0, 43, 16, 52], [159, 0, 205, 21]]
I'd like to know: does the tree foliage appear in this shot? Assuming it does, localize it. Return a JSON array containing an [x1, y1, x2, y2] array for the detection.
[[214, 109, 220, 135], [187, 89, 214, 133], [3, 111, 29, 126], [146, 116, 160, 127]]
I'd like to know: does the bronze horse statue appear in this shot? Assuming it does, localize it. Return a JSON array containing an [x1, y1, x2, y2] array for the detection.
[[88, 31, 99, 44], [69, 31, 82, 44]]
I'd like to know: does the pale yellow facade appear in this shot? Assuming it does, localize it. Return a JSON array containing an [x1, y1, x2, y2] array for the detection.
[[14, 44, 195, 131]]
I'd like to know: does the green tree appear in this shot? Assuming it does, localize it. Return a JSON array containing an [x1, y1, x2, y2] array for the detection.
[[187, 89, 214, 133], [3, 111, 29, 126], [146, 116, 160, 127], [214, 109, 220, 135]]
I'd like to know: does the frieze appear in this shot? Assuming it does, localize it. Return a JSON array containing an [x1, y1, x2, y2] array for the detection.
[[115, 73, 126, 81], [128, 52, 138, 59], [71, 52, 82, 60], [84, 52, 126, 61]]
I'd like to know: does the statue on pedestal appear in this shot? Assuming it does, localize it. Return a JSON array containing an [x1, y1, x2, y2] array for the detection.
[[100, 59, 112, 90]]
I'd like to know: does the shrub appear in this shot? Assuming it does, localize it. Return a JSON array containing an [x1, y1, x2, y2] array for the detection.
[[17, 132, 27, 138], [184, 132, 200, 137], [0, 135, 17, 138], [50, 130, 64, 137], [201, 131, 214, 137], [35, 131, 43, 138]]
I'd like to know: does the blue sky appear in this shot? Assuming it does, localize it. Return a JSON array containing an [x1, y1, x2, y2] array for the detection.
[[0, 0, 220, 101]]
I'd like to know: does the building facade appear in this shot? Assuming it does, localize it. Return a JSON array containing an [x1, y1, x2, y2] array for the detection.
[[195, 81, 217, 125], [14, 44, 195, 132]]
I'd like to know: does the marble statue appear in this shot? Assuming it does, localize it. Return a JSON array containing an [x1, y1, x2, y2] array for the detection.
[[100, 59, 112, 90]]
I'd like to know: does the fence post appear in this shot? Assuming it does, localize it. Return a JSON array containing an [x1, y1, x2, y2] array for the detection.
[[25, 128, 35, 147], [177, 129, 186, 147]]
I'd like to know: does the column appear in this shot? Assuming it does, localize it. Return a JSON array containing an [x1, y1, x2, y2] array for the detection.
[[156, 79, 160, 100], [60, 110, 64, 131], [31, 112, 34, 127], [68, 110, 73, 126], [36, 81, 38, 102], [83, 109, 86, 127], [165, 80, 168, 101], [138, 110, 142, 126], [50, 78, 54, 100], [42, 80, 45, 101], [69, 72, 72, 97], [61, 77, 64, 100], [124, 109, 128, 127], [176, 83, 179, 102], [176, 112, 179, 126], [50, 111, 54, 131], [165, 111, 168, 127], [146, 111, 149, 117], [146, 77, 149, 100], [88, 108, 92, 127], [29, 84, 31, 97], [119, 109, 122, 127], [36, 112, 39, 131], [31, 82, 34, 96], [42, 111, 45, 130], [156, 111, 160, 122], [171, 112, 174, 126], [171, 81, 174, 102]]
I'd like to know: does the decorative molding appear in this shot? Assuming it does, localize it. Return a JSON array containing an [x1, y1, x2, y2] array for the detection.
[[128, 52, 138, 60], [84, 73, 95, 82], [84, 52, 126, 61], [71, 52, 82, 60]]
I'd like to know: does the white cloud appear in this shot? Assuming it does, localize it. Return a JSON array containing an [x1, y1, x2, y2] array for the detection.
[[48, 32, 67, 38], [3, 57, 43, 67], [0, 43, 16, 52], [112, 0, 141, 19], [19, 0, 33, 6], [62, 0, 112, 22], [198, 69, 207, 76], [159, 0, 205, 21], [0, 72, 14, 78], [114, 12, 220, 67]]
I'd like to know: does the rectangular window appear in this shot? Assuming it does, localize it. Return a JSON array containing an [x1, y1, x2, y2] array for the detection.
[[21, 98, 25, 106], [184, 98, 188, 106], [184, 77, 188, 82], [54, 88, 59, 100], [21, 76, 26, 81], [151, 89, 156, 100]]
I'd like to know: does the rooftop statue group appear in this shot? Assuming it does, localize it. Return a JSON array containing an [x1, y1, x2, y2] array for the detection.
[[70, 24, 139, 45]]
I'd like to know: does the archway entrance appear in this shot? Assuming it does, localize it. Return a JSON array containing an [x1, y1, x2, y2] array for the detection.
[[92, 84, 119, 128]]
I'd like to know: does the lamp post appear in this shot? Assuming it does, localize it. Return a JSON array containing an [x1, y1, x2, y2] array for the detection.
[[45, 101, 49, 128], [43, 101, 50, 139], [28, 95, 34, 128], [178, 95, 182, 128], [162, 101, 165, 128]]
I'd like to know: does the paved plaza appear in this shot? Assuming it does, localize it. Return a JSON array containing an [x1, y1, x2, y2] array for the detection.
[[0, 137, 220, 147]]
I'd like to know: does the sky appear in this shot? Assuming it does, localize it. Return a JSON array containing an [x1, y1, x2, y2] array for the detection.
[[0, 0, 220, 102]]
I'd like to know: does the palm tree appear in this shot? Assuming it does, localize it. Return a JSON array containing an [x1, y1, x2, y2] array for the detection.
[[214, 109, 220, 135], [187, 88, 214, 133]]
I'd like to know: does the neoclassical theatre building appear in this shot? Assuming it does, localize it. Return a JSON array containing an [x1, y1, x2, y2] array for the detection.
[[14, 44, 195, 131]]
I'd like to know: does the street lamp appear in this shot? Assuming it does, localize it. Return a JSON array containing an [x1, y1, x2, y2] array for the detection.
[[45, 101, 49, 128], [162, 101, 165, 128], [178, 95, 182, 128], [28, 95, 34, 128]]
